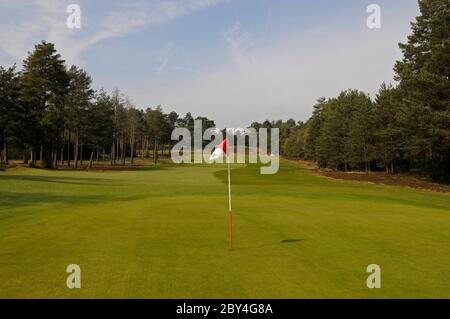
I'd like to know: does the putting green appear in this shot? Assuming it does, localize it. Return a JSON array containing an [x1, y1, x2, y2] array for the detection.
[[0, 159, 449, 298]]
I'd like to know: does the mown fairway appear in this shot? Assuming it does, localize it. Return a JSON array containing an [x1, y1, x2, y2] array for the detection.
[[0, 159, 449, 298]]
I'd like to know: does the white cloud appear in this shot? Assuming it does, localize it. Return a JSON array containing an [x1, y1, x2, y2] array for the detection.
[[0, 0, 64, 63], [0, 0, 223, 66], [0, 0, 420, 129]]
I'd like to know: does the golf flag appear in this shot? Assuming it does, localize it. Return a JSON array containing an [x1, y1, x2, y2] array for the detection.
[[209, 138, 228, 161], [209, 138, 233, 252]]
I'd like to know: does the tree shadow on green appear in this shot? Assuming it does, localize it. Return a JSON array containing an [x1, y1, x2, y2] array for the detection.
[[280, 239, 306, 244], [0, 175, 113, 186], [0, 192, 145, 209]]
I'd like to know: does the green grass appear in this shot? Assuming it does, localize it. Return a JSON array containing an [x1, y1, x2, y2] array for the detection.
[[0, 159, 449, 298]]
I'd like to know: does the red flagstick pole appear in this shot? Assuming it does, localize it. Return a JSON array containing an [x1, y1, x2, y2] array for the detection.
[[227, 159, 232, 253]]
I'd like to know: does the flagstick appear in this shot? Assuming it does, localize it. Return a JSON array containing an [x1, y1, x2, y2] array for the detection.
[[227, 157, 232, 253]]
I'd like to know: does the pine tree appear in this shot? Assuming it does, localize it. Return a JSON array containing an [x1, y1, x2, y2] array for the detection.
[[344, 90, 374, 172], [304, 98, 326, 162], [20, 41, 69, 167], [88, 90, 114, 165], [0, 66, 21, 164], [373, 84, 402, 173], [66, 65, 94, 168], [394, 0, 450, 181]]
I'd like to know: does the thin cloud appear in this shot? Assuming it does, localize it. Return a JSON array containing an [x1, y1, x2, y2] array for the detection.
[[224, 21, 257, 68], [155, 43, 178, 74], [0, 0, 224, 66], [143, 11, 419, 128]]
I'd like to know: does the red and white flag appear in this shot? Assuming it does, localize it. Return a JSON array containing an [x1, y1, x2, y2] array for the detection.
[[209, 137, 233, 252], [209, 138, 228, 161]]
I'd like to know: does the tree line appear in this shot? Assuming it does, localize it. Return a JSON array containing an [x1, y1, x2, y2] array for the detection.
[[1, 0, 448, 181], [253, 0, 450, 182], [0, 41, 215, 169]]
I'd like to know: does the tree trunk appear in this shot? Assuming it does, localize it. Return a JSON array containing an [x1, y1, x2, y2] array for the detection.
[[384, 146, 388, 173], [23, 149, 28, 164], [153, 137, 158, 164], [119, 138, 122, 163], [80, 144, 83, 166], [3, 141, 7, 164], [122, 138, 126, 165], [31, 148, 36, 165], [67, 138, 71, 167], [131, 138, 135, 164], [363, 144, 368, 173], [60, 133, 65, 165], [114, 141, 117, 163], [110, 143, 114, 165], [115, 139, 118, 162], [87, 152, 94, 169], [41, 147, 53, 168], [74, 133, 79, 168], [2, 130, 7, 164]]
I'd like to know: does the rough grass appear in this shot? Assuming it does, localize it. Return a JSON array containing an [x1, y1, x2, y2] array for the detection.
[[0, 159, 449, 298]]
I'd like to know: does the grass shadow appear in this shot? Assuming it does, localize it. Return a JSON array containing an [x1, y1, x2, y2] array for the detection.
[[280, 239, 306, 244], [76, 164, 171, 172], [0, 175, 112, 186], [0, 192, 146, 210]]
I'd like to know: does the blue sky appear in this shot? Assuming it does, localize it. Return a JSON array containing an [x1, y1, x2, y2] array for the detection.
[[0, 0, 419, 127]]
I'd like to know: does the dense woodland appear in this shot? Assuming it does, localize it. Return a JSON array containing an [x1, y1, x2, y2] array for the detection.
[[1, 0, 449, 182], [0, 41, 215, 169], [254, 0, 450, 182]]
